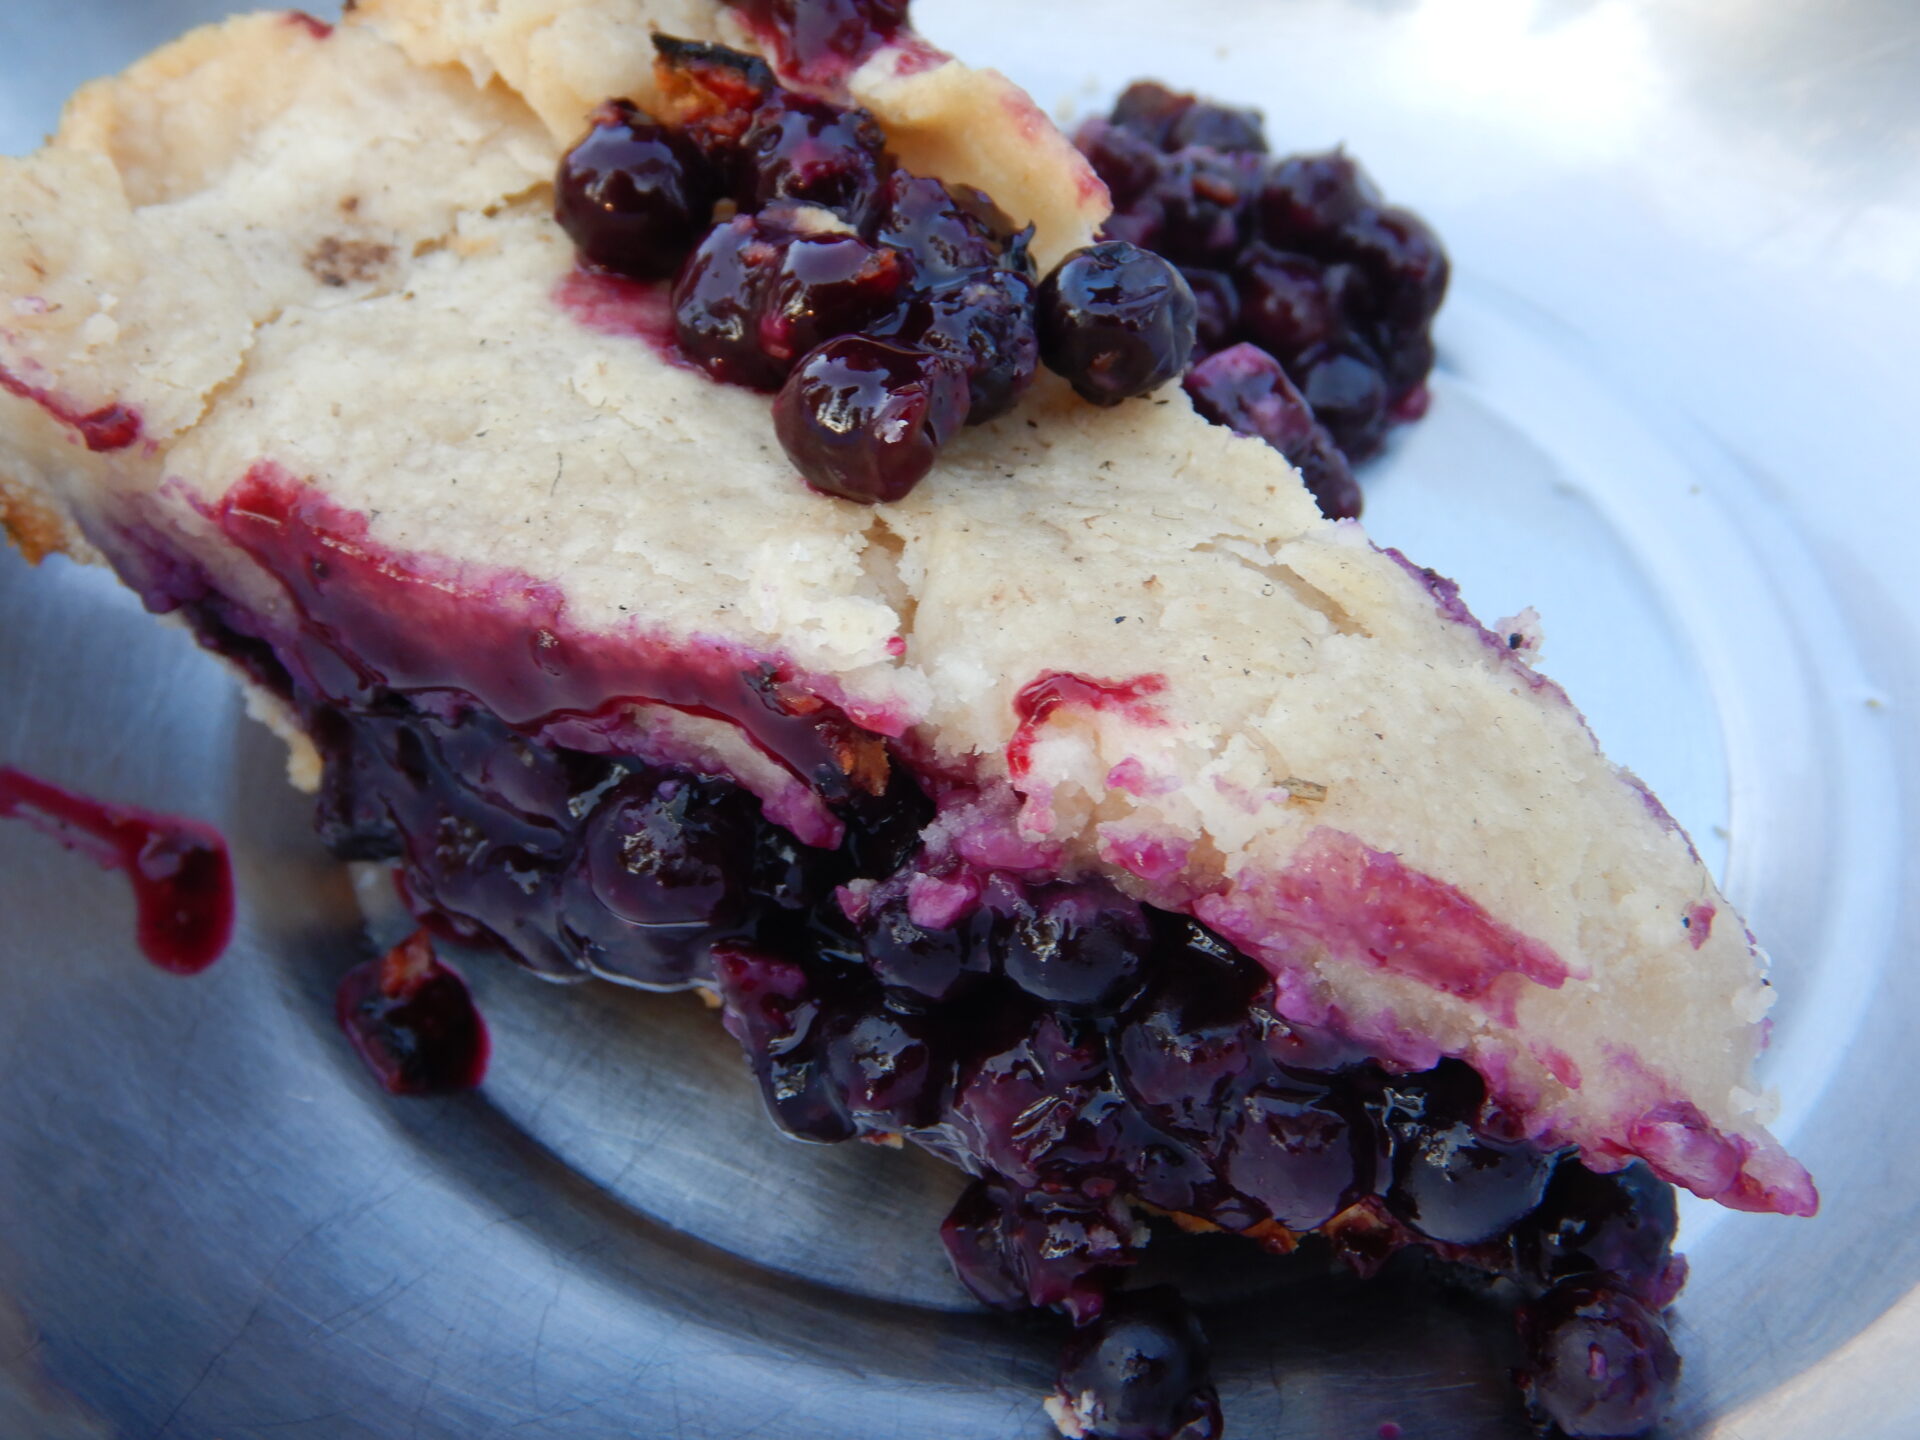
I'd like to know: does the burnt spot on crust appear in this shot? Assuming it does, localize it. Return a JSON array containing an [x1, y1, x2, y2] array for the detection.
[[305, 236, 393, 287]]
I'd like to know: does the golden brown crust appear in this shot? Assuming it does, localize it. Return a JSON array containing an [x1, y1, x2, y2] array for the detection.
[[0, 470, 76, 564]]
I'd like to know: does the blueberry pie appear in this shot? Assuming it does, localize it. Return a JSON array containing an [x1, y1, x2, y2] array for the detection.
[[0, 2, 1814, 1435]]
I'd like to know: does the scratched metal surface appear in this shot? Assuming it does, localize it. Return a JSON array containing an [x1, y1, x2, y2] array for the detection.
[[1, 1, 1917, 1436]]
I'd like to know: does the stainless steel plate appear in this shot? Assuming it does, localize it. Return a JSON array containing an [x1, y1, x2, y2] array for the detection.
[[3, 1, 1917, 1436]]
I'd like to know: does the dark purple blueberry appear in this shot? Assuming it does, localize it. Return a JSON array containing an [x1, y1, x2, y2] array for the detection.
[[1114, 935, 1261, 1136], [1075, 118, 1165, 208], [1222, 1080, 1365, 1230], [1038, 242, 1197, 406], [1237, 246, 1337, 361], [672, 213, 792, 390], [1109, 81, 1196, 148], [1053, 1287, 1222, 1440], [1293, 339, 1390, 460], [740, 92, 888, 217], [838, 766, 936, 879], [1515, 1161, 1684, 1306], [939, 1177, 1138, 1323], [1335, 204, 1450, 334], [1177, 268, 1239, 355], [999, 886, 1150, 1012], [1519, 1281, 1680, 1438], [565, 770, 753, 986], [1183, 343, 1361, 520], [772, 336, 970, 503], [868, 172, 1006, 279], [335, 931, 489, 1095], [887, 267, 1039, 424], [1149, 148, 1261, 268], [757, 232, 914, 367], [823, 1006, 942, 1125], [950, 1011, 1126, 1187], [1167, 100, 1267, 155], [1385, 1119, 1554, 1246], [712, 943, 856, 1142], [1099, 198, 1167, 253], [1258, 150, 1379, 250], [857, 887, 982, 1001], [554, 100, 714, 278]]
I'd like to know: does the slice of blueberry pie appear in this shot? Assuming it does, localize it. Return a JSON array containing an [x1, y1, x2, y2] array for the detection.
[[0, 2, 1814, 1436]]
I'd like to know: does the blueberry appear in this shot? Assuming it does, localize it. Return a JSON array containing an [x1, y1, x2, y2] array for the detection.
[[1292, 339, 1390, 460], [1182, 343, 1361, 519], [1385, 1118, 1554, 1246], [857, 886, 983, 1000], [1237, 245, 1337, 362], [1113, 937, 1262, 1136], [1177, 267, 1240, 355], [757, 231, 914, 367], [1109, 81, 1196, 148], [772, 336, 970, 503], [939, 1176, 1138, 1323], [711, 943, 855, 1142], [868, 172, 1006, 279], [823, 1006, 943, 1125], [740, 93, 888, 217], [1519, 1281, 1680, 1438], [1514, 1160, 1684, 1306], [672, 213, 793, 390], [886, 267, 1039, 424], [1221, 1079, 1365, 1230], [999, 886, 1150, 1012], [1335, 204, 1450, 334], [1258, 150, 1379, 249], [1075, 118, 1165, 208], [1167, 101, 1267, 155], [1052, 1287, 1222, 1440], [1149, 148, 1261, 268], [1038, 242, 1197, 406], [554, 100, 714, 278]]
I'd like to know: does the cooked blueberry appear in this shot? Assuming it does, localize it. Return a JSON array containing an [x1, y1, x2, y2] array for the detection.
[[335, 930, 489, 1095], [1000, 886, 1150, 1011], [950, 1011, 1128, 1186], [823, 1006, 942, 1125], [1183, 343, 1361, 519], [1053, 1287, 1222, 1440], [759, 1051, 858, 1141], [772, 336, 970, 502], [1177, 267, 1239, 355], [1385, 1119, 1554, 1246], [1167, 100, 1266, 155], [672, 213, 792, 390], [1293, 339, 1390, 460], [868, 172, 1006, 279], [740, 92, 888, 217], [757, 232, 914, 367], [1258, 150, 1379, 249], [1515, 1160, 1684, 1305], [1222, 1080, 1364, 1230], [554, 100, 714, 278], [1149, 148, 1261, 268], [857, 887, 981, 1001], [1335, 204, 1450, 333], [887, 267, 1040, 423], [1038, 242, 1197, 405], [1237, 246, 1337, 361], [1109, 81, 1197, 148], [1075, 118, 1165, 208], [939, 1176, 1138, 1323], [1519, 1281, 1680, 1438], [1114, 940, 1261, 1136]]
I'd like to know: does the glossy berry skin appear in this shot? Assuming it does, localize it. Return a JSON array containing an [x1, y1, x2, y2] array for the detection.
[[740, 93, 888, 217], [1238, 245, 1338, 362], [940, 1177, 1137, 1324], [1167, 101, 1267, 156], [869, 172, 1007, 280], [1052, 1287, 1223, 1440], [1000, 887, 1151, 1012], [858, 889, 984, 1002], [554, 101, 714, 278], [1384, 1118, 1554, 1246], [672, 213, 793, 391], [1183, 343, 1361, 519], [757, 232, 914, 367], [1038, 242, 1197, 406], [773, 336, 970, 503], [1519, 1281, 1680, 1438], [1293, 339, 1390, 460], [1258, 150, 1379, 250], [888, 267, 1039, 424], [335, 931, 489, 1095], [1515, 1160, 1685, 1306]]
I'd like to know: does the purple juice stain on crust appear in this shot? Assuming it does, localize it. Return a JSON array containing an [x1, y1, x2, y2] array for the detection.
[[721, 0, 912, 90], [552, 267, 684, 354], [336, 930, 490, 1094], [282, 9, 332, 39], [0, 362, 142, 453], [0, 765, 233, 974], [1008, 671, 1168, 781]]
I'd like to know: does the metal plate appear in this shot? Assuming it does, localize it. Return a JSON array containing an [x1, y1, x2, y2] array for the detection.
[[3, 1, 1917, 1435]]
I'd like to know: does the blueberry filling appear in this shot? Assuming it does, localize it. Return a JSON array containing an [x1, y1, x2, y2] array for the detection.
[[558, 43, 1443, 506], [1076, 82, 1450, 516]]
